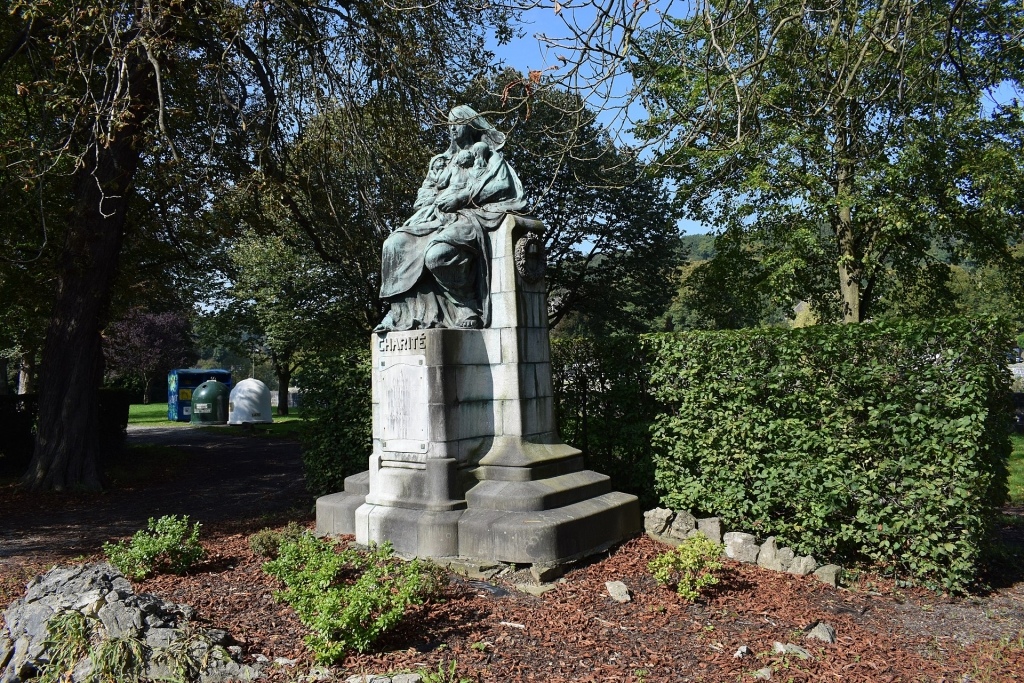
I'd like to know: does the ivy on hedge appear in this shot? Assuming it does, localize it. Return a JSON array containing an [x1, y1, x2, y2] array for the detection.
[[295, 349, 372, 497], [644, 317, 1012, 593]]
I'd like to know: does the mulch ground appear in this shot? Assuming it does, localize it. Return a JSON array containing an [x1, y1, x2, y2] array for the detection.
[[7, 519, 1019, 683], [2, 428, 1023, 682]]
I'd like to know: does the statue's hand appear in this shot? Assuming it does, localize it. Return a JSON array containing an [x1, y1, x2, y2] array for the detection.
[[437, 191, 470, 213]]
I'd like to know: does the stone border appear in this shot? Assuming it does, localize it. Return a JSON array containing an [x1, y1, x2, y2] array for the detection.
[[643, 508, 842, 588]]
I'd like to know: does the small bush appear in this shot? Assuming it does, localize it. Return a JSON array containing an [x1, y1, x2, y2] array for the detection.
[[263, 534, 444, 661], [648, 533, 726, 601], [103, 515, 206, 580], [248, 522, 306, 559]]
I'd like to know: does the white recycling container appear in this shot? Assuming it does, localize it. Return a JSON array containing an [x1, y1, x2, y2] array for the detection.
[[227, 378, 274, 424]]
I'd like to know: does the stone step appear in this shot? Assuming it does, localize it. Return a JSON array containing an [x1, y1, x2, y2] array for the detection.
[[315, 470, 370, 536], [457, 491, 641, 564], [464, 470, 611, 512]]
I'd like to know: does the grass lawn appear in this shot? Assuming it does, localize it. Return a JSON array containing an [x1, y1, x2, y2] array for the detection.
[[128, 402, 305, 438], [1010, 433, 1024, 505]]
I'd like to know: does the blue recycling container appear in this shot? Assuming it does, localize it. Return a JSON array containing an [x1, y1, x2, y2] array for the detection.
[[167, 369, 232, 422]]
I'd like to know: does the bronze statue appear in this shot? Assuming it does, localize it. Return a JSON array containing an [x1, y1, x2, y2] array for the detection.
[[376, 105, 526, 331]]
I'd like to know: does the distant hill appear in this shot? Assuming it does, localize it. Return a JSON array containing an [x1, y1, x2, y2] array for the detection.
[[680, 233, 716, 262]]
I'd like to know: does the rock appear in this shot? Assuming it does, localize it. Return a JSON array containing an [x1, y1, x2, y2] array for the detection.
[[773, 642, 811, 659], [605, 581, 631, 603], [814, 564, 842, 588], [445, 559, 501, 581], [805, 622, 837, 644], [530, 563, 564, 583], [753, 667, 772, 680], [724, 532, 760, 564], [787, 556, 817, 576], [203, 628, 230, 646], [346, 676, 391, 683], [71, 654, 94, 682], [667, 511, 697, 539], [275, 657, 298, 667], [776, 547, 795, 567], [515, 584, 556, 597], [0, 634, 11, 671], [97, 600, 143, 638], [757, 537, 781, 570], [733, 645, 752, 659], [392, 675, 423, 683], [145, 628, 178, 649], [227, 646, 243, 657], [307, 665, 333, 681], [643, 508, 675, 536], [696, 517, 722, 544], [255, 655, 270, 663]]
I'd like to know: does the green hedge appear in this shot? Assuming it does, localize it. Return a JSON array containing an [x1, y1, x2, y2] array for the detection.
[[550, 336, 657, 506], [296, 349, 372, 497], [644, 318, 1012, 592]]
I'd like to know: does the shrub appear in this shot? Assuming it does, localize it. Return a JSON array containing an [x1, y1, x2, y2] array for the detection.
[[648, 533, 726, 601], [263, 534, 444, 661], [103, 515, 206, 579], [296, 349, 371, 497], [248, 522, 306, 559], [551, 336, 657, 506], [644, 317, 1012, 593]]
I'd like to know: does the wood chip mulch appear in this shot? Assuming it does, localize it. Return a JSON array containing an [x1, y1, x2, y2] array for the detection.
[[5, 521, 1024, 682]]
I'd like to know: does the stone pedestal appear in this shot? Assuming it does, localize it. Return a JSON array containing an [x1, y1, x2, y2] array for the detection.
[[316, 215, 640, 564]]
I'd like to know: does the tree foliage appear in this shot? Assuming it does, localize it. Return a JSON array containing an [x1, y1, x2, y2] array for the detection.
[[103, 309, 194, 403]]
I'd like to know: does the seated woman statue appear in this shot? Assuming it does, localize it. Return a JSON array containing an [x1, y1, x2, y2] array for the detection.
[[376, 105, 526, 331]]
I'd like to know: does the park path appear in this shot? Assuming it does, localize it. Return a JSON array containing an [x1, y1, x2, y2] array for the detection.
[[0, 426, 308, 567]]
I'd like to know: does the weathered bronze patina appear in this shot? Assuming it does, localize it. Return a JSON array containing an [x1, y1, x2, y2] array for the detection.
[[376, 105, 526, 331]]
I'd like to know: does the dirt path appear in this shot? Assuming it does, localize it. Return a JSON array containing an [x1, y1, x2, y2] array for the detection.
[[0, 426, 309, 568]]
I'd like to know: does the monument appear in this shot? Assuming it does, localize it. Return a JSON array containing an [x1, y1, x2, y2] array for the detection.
[[316, 106, 640, 567]]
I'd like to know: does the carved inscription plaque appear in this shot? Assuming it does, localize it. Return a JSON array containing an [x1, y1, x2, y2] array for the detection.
[[379, 353, 429, 453]]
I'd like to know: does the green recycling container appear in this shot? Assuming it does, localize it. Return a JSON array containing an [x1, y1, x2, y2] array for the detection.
[[189, 380, 229, 425]]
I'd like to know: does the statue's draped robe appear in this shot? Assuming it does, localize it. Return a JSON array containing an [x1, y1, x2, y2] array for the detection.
[[379, 147, 526, 330]]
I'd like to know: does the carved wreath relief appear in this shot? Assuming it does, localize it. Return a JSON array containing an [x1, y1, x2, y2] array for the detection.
[[514, 233, 546, 283]]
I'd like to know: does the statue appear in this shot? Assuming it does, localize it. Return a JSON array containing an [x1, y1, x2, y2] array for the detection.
[[376, 105, 526, 331]]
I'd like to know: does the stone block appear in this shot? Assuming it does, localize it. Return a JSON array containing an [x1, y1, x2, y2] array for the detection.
[[757, 537, 787, 571], [813, 564, 842, 587], [805, 622, 837, 644], [530, 563, 565, 583], [605, 581, 631, 603], [489, 290, 517, 328], [788, 556, 817, 576], [643, 508, 674, 536], [465, 471, 611, 512], [696, 517, 722, 545], [724, 532, 759, 564], [458, 492, 640, 564], [667, 510, 697, 539], [355, 504, 464, 558]]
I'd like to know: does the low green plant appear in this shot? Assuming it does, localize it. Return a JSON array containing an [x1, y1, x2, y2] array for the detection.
[[263, 534, 444, 661], [248, 522, 306, 559], [648, 533, 726, 601], [419, 659, 472, 683], [39, 610, 91, 683], [90, 635, 147, 683], [150, 622, 212, 683], [103, 515, 207, 579]]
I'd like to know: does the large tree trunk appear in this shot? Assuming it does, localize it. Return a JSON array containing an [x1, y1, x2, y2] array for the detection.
[[276, 366, 292, 417], [22, 73, 154, 491]]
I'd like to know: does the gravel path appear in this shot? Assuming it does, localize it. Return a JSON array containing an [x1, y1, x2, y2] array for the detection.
[[0, 426, 308, 567]]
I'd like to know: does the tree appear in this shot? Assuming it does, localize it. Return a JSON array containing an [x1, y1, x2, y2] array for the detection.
[[470, 72, 684, 334], [528, 1, 1024, 323], [1, 0, 510, 490], [103, 310, 194, 403]]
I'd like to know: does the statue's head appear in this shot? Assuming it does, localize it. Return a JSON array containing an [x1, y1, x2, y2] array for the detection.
[[447, 105, 506, 152]]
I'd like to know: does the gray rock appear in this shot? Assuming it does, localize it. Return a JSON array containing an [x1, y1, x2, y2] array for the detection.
[[787, 556, 817, 576], [814, 564, 842, 588], [97, 600, 143, 638], [773, 642, 811, 659], [643, 508, 674, 536], [392, 675, 422, 683], [0, 634, 11, 671], [667, 511, 697, 539], [227, 646, 243, 657], [530, 563, 564, 583], [777, 547, 795, 567], [733, 645, 752, 659], [753, 667, 772, 680], [757, 537, 780, 570], [605, 581, 631, 603], [515, 583, 556, 597], [805, 622, 837, 644], [696, 517, 722, 544], [724, 532, 760, 564], [71, 655, 94, 683], [254, 654, 270, 663], [145, 628, 178, 649], [346, 676, 391, 683], [204, 628, 230, 646], [274, 657, 298, 667]]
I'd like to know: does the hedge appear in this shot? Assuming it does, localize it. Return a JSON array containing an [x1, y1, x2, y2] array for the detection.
[[550, 336, 658, 507], [644, 317, 1012, 592], [296, 349, 372, 497]]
